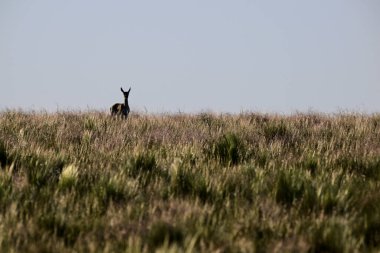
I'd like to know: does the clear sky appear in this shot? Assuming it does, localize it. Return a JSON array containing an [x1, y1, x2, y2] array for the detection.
[[1, 0, 379, 113]]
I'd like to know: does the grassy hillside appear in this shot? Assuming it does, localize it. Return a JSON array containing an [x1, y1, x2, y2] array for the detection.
[[0, 110, 380, 252]]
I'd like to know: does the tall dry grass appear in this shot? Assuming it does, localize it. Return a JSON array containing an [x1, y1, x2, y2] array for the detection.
[[0, 110, 380, 252]]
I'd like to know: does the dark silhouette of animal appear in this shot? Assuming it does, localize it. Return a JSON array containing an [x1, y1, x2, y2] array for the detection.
[[110, 87, 131, 118]]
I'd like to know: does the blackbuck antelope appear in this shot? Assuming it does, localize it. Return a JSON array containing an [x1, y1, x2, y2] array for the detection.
[[110, 87, 131, 118]]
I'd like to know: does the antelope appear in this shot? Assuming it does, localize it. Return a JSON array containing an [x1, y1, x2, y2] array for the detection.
[[110, 87, 131, 118]]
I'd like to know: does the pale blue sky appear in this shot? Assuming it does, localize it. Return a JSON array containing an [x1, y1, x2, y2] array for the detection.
[[1, 0, 379, 113]]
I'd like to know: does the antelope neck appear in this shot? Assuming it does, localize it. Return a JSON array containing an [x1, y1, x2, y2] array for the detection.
[[124, 97, 129, 109]]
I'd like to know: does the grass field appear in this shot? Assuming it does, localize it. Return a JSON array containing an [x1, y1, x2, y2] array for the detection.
[[0, 110, 380, 252]]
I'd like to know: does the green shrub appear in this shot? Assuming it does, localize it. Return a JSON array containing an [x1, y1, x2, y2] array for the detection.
[[302, 156, 318, 175], [96, 176, 126, 206], [38, 214, 82, 246], [309, 219, 358, 253], [275, 170, 305, 206], [25, 154, 65, 188], [211, 133, 244, 166], [364, 220, 380, 248], [250, 224, 274, 253], [353, 190, 380, 247], [128, 153, 157, 177], [170, 166, 194, 197], [0, 141, 8, 167], [300, 182, 318, 213], [0, 170, 12, 209], [255, 151, 269, 168], [193, 176, 211, 202], [318, 187, 339, 214], [148, 222, 184, 249], [222, 172, 254, 202], [263, 121, 290, 141], [336, 156, 380, 180]]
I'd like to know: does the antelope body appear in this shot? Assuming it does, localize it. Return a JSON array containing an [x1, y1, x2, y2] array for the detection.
[[110, 87, 131, 118]]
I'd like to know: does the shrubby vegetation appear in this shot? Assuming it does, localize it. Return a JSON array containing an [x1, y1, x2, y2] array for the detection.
[[0, 110, 379, 252]]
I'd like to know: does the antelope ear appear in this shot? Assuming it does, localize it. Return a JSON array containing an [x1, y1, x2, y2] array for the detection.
[[128, 88, 131, 92], [121, 87, 124, 92]]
